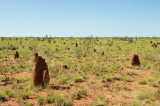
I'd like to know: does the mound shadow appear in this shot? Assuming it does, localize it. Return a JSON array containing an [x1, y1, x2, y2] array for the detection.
[[49, 84, 71, 90]]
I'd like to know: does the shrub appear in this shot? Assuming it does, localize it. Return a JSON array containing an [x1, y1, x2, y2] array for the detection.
[[123, 77, 131, 82], [37, 95, 44, 105], [124, 70, 138, 76], [138, 88, 153, 100], [148, 78, 159, 87], [46, 93, 70, 105], [154, 89, 160, 100], [138, 78, 147, 85], [0, 93, 6, 102], [101, 75, 112, 82], [11, 65, 16, 69], [20, 91, 31, 100], [4, 89, 13, 98], [112, 74, 121, 80], [26, 102, 33, 106], [92, 95, 107, 106], [130, 100, 139, 106], [124, 84, 130, 90], [18, 84, 24, 89], [73, 75, 84, 83], [89, 79, 96, 84], [18, 64, 26, 69], [58, 76, 68, 84], [71, 89, 87, 99]]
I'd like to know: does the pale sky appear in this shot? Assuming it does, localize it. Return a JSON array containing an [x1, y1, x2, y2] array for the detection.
[[0, 0, 160, 37]]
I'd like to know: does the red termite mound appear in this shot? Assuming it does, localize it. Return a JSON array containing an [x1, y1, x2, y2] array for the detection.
[[117, 46, 121, 50], [12, 48, 16, 50], [93, 48, 96, 52], [60, 65, 69, 69], [157, 42, 160, 45], [14, 51, 19, 59], [152, 43, 157, 48], [101, 51, 104, 56], [32, 53, 50, 87], [131, 54, 140, 66], [76, 43, 78, 47]]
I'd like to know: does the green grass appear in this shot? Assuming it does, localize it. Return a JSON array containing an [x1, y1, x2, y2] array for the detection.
[[112, 74, 121, 80], [19, 91, 31, 100], [1, 37, 160, 105], [138, 88, 153, 100], [58, 73, 85, 85], [37, 95, 44, 105], [101, 74, 112, 82], [124, 84, 130, 90], [46, 93, 70, 105], [0, 93, 6, 102], [18, 83, 24, 89], [89, 78, 96, 84], [129, 100, 140, 106], [4, 89, 14, 98], [123, 77, 131, 82], [58, 76, 68, 84], [71, 89, 87, 100], [124, 70, 138, 76], [154, 89, 160, 100], [73, 74, 85, 83], [92, 95, 107, 106], [138, 78, 147, 85], [25, 102, 33, 106]]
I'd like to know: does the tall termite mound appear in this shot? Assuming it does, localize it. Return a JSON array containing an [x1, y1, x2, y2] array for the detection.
[[131, 54, 140, 66], [32, 53, 50, 87], [14, 51, 19, 59]]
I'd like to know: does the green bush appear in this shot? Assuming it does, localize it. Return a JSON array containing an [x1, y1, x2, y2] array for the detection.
[[124, 70, 138, 76], [37, 95, 44, 105], [101, 75, 112, 82], [138, 88, 153, 100], [0, 93, 6, 102], [46, 93, 70, 105], [4, 89, 13, 98], [26, 102, 33, 106], [123, 77, 131, 82], [92, 95, 107, 106], [20, 92, 30, 100], [112, 74, 121, 80], [71, 89, 87, 99], [129, 100, 139, 106], [138, 78, 147, 85]]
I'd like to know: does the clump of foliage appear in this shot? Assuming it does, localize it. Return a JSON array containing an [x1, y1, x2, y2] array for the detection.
[[46, 93, 70, 105], [71, 89, 87, 99], [92, 95, 107, 106], [37, 95, 44, 105]]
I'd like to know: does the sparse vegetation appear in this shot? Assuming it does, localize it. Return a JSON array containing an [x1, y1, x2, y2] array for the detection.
[[71, 89, 87, 99], [123, 76, 131, 82], [46, 93, 70, 105], [1, 37, 160, 105], [4, 89, 14, 98], [138, 78, 147, 84], [92, 95, 107, 106], [113, 74, 121, 80], [37, 95, 44, 105], [0, 93, 6, 102], [124, 70, 138, 76], [138, 88, 153, 100], [19, 91, 31, 100], [25, 102, 33, 106]]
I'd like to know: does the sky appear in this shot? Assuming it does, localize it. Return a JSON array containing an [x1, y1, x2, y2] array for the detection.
[[0, 0, 160, 37]]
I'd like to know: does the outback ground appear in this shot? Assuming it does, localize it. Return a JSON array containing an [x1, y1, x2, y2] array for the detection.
[[0, 37, 160, 106]]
